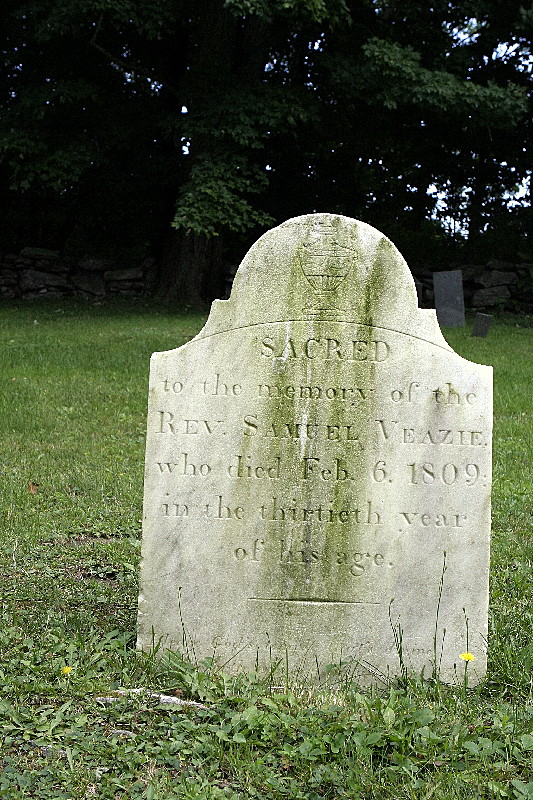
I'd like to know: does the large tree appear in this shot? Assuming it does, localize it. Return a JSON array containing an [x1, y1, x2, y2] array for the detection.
[[1, 0, 531, 304]]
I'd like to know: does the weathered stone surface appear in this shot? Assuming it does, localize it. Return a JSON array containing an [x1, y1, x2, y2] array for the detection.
[[472, 285, 511, 307], [36, 259, 69, 274], [104, 267, 143, 282], [486, 259, 516, 272], [107, 282, 144, 295], [0, 249, 151, 299], [137, 214, 492, 686], [24, 289, 69, 299], [471, 313, 493, 338], [20, 247, 61, 260], [71, 270, 106, 296], [433, 270, 465, 327], [0, 270, 17, 285], [20, 269, 70, 292], [78, 257, 114, 272], [459, 265, 482, 281], [478, 270, 518, 288]]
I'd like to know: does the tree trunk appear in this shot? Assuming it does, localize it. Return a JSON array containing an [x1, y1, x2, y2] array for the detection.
[[156, 227, 224, 308], [154, 3, 273, 306]]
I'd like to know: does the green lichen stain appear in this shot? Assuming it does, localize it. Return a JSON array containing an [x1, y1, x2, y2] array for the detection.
[[244, 223, 388, 657], [251, 221, 403, 667]]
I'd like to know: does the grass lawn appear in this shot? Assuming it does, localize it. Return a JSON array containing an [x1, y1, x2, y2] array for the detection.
[[0, 299, 532, 800]]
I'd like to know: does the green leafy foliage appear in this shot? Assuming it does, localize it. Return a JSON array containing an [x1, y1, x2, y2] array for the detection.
[[173, 156, 274, 235], [361, 38, 528, 122], [0, 0, 532, 297], [223, 0, 350, 26]]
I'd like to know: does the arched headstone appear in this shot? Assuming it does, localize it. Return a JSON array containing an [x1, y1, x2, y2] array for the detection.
[[137, 214, 492, 685]]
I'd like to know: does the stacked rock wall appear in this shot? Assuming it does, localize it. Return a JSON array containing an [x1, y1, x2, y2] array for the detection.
[[1, 248, 531, 309], [0, 248, 153, 300], [416, 260, 532, 311]]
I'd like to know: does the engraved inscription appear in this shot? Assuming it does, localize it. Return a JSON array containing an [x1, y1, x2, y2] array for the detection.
[[302, 457, 358, 481], [375, 419, 485, 446], [198, 374, 243, 396], [433, 384, 477, 405], [232, 536, 391, 579], [203, 496, 245, 520], [227, 455, 281, 479], [257, 382, 374, 402], [259, 497, 381, 525], [260, 336, 390, 361], [157, 454, 212, 476], [243, 415, 364, 447], [400, 512, 467, 528], [407, 463, 480, 485], [156, 413, 227, 436]]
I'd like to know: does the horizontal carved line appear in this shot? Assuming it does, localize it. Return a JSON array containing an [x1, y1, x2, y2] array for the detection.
[[194, 320, 454, 354], [247, 598, 380, 605]]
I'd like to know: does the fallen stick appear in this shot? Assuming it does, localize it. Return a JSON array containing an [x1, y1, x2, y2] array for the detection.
[[95, 688, 208, 709]]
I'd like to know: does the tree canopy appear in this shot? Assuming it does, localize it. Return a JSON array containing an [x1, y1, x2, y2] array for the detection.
[[1, 0, 531, 303]]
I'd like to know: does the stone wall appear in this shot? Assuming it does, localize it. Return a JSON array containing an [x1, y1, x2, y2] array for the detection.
[[1, 248, 531, 309], [0, 248, 154, 300], [416, 260, 532, 311]]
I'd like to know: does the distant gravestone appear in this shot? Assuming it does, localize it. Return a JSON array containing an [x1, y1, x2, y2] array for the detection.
[[433, 269, 465, 327], [137, 215, 492, 686], [471, 313, 493, 338]]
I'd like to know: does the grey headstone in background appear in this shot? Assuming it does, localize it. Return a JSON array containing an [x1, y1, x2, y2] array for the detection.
[[433, 270, 465, 327], [471, 313, 493, 338]]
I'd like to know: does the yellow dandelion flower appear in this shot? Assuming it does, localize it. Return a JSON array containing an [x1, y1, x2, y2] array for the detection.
[[459, 652, 475, 662], [61, 666, 73, 675]]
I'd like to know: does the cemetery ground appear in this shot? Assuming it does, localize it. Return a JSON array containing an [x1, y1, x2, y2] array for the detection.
[[0, 299, 532, 800]]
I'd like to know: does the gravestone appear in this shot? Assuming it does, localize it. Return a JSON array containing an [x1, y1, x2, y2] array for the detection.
[[137, 215, 492, 686], [471, 313, 493, 338], [433, 269, 465, 327]]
